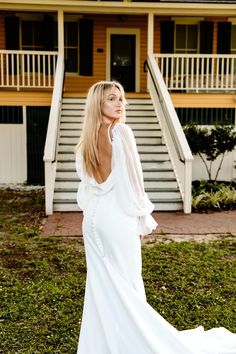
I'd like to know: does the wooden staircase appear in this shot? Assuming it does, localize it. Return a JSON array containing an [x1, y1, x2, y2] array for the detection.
[[53, 96, 183, 211]]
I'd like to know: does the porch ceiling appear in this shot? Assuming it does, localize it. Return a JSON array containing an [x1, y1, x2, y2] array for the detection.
[[0, 0, 235, 16]]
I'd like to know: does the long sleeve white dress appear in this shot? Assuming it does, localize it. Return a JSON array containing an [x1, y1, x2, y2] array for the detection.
[[75, 123, 236, 354]]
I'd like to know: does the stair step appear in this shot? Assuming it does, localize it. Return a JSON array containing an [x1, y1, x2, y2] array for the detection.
[[53, 95, 183, 212], [58, 144, 167, 154], [61, 104, 85, 110], [54, 188, 181, 200], [60, 122, 160, 130], [59, 129, 162, 138], [54, 178, 177, 189], [57, 151, 169, 162], [127, 104, 153, 109], [57, 149, 170, 164], [53, 200, 183, 212], [60, 116, 159, 124], [57, 160, 173, 170], [142, 160, 173, 168], [56, 170, 175, 179], [61, 104, 155, 111], [144, 180, 178, 188], [133, 130, 162, 137], [61, 110, 156, 117], [62, 98, 86, 103], [138, 154, 170, 161], [62, 98, 153, 105], [127, 111, 157, 117], [126, 99, 153, 104], [60, 136, 164, 145]]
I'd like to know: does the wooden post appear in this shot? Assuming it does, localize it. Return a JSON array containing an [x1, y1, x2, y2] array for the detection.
[[58, 10, 64, 56], [147, 13, 154, 91]]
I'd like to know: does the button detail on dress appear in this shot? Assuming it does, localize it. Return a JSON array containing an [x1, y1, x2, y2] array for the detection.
[[91, 197, 105, 258]]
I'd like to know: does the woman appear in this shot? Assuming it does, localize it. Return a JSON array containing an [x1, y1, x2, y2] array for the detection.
[[75, 81, 236, 354]]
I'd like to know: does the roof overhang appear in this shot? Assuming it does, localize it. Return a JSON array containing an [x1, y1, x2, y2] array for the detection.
[[0, 0, 236, 16]]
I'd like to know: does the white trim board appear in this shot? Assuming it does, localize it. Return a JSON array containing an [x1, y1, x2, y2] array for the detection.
[[106, 28, 140, 92]]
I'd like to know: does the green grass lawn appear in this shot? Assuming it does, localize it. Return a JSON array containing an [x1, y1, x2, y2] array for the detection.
[[0, 189, 236, 354]]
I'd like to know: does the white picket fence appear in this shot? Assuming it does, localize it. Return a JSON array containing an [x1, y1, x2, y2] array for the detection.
[[0, 50, 58, 89], [154, 54, 236, 92]]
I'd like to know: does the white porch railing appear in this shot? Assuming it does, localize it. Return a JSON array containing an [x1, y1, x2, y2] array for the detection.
[[154, 53, 236, 92], [43, 55, 64, 215], [147, 53, 193, 214], [0, 50, 58, 89]]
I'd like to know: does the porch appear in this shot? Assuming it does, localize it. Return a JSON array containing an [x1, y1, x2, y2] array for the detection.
[[0, 50, 236, 94]]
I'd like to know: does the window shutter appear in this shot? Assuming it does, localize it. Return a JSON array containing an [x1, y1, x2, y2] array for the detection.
[[79, 19, 93, 76], [43, 15, 55, 51], [5, 16, 20, 49], [160, 21, 174, 53], [217, 22, 231, 54], [200, 21, 213, 54]]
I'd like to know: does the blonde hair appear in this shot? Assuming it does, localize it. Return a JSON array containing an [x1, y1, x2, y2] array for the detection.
[[75, 80, 127, 177]]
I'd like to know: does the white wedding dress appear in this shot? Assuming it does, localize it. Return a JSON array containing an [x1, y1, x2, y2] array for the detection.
[[75, 123, 236, 354]]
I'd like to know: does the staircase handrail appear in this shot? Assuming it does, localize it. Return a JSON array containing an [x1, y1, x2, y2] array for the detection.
[[43, 54, 64, 215], [147, 53, 193, 213]]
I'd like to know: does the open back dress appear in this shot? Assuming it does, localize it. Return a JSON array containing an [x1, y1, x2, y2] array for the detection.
[[75, 123, 236, 354]]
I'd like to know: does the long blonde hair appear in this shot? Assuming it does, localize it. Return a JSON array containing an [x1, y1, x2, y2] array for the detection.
[[75, 80, 126, 177]]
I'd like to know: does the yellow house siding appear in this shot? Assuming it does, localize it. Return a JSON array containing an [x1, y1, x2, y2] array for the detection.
[[213, 20, 218, 54], [154, 17, 161, 54], [171, 93, 236, 108], [0, 91, 52, 106], [64, 14, 148, 93]]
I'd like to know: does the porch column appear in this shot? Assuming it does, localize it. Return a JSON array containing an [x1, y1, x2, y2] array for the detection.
[[57, 10, 64, 56], [147, 13, 154, 91], [147, 13, 154, 55]]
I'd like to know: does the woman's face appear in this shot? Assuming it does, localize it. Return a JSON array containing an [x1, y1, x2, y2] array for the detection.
[[101, 86, 123, 123]]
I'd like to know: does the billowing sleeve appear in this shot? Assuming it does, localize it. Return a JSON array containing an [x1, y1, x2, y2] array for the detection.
[[112, 124, 158, 236], [75, 149, 94, 211]]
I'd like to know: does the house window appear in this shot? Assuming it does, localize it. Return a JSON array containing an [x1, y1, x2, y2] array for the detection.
[[21, 20, 44, 50], [0, 106, 23, 124], [176, 108, 235, 126], [175, 24, 198, 53], [54, 20, 79, 73], [64, 21, 79, 73], [231, 25, 236, 54], [19, 16, 88, 75], [21, 18, 55, 73], [21, 18, 79, 72]]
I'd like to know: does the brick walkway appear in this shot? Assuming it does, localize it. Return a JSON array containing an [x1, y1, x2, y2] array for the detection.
[[42, 210, 236, 239]]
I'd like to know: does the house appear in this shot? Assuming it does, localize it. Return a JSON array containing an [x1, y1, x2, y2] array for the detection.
[[0, 0, 235, 214]]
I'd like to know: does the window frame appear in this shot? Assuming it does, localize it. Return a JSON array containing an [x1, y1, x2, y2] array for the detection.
[[19, 13, 80, 74], [0, 106, 23, 124], [20, 17, 45, 51], [64, 20, 79, 74], [174, 23, 199, 54], [231, 24, 236, 54]]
